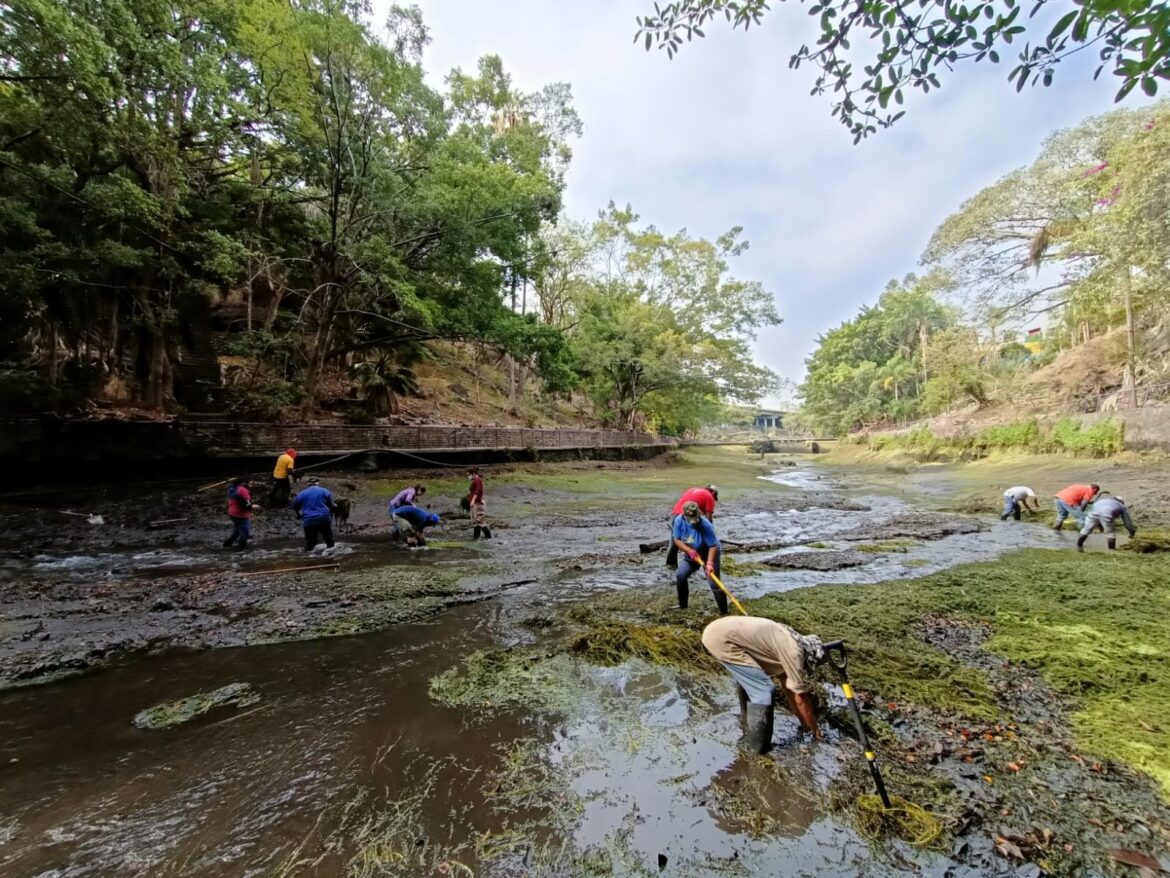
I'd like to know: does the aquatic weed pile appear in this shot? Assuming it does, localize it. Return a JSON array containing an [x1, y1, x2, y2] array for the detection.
[[854, 795, 944, 847], [566, 621, 714, 673], [133, 682, 259, 730], [428, 648, 579, 713]]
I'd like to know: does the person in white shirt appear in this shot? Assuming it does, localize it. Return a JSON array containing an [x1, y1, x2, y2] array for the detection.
[[1001, 486, 1039, 521]]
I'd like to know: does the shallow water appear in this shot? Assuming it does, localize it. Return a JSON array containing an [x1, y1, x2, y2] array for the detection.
[[0, 463, 1056, 876]]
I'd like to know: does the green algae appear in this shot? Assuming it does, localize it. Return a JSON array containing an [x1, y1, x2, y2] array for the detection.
[[133, 683, 259, 730], [428, 649, 580, 713], [855, 540, 917, 554]]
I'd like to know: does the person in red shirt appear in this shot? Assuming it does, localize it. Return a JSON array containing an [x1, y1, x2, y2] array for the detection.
[[468, 467, 491, 540], [666, 485, 719, 568], [224, 477, 255, 549], [1053, 483, 1099, 531]]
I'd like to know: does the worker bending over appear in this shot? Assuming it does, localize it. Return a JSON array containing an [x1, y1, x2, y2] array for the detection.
[[672, 501, 726, 614], [389, 484, 426, 509], [666, 485, 718, 568], [1000, 486, 1039, 521], [1077, 495, 1136, 552], [389, 504, 441, 547], [1053, 483, 1099, 531], [702, 615, 823, 753]]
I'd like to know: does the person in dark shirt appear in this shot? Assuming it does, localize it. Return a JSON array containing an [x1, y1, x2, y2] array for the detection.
[[468, 467, 491, 539], [292, 478, 337, 552]]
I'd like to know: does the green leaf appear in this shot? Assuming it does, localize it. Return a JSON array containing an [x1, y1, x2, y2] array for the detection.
[[1049, 10, 1077, 39], [1141, 76, 1158, 96]]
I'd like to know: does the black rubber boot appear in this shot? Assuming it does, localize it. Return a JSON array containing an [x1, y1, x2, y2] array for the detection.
[[712, 588, 729, 616], [473, 526, 482, 540], [676, 580, 689, 610], [482, 526, 492, 539], [744, 703, 774, 754], [1107, 537, 1117, 550], [1076, 534, 1087, 552], [736, 684, 749, 717]]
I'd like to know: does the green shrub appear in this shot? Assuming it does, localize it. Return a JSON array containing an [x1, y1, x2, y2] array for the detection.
[[1047, 418, 1124, 457], [975, 419, 1041, 451]]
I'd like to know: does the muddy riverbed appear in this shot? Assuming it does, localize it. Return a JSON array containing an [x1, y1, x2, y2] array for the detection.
[[0, 448, 1165, 877]]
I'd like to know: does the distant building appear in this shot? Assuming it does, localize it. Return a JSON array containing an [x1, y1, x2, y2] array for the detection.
[[753, 410, 784, 432], [1023, 326, 1044, 355]]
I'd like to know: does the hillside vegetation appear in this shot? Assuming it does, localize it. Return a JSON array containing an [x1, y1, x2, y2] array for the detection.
[[797, 101, 1170, 440]]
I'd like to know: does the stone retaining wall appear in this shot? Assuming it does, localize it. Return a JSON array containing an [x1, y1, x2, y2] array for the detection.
[[0, 418, 673, 462]]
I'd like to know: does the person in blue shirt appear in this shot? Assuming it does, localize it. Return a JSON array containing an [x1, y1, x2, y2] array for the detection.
[[388, 503, 441, 547], [292, 478, 338, 552], [1077, 495, 1136, 552], [672, 500, 727, 614]]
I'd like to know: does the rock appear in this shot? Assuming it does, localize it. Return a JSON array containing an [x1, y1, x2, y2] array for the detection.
[[762, 550, 870, 571]]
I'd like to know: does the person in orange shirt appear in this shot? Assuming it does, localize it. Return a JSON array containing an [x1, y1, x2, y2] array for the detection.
[[1053, 483, 1099, 531]]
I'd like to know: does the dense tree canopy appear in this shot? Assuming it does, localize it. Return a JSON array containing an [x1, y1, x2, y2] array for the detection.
[[636, 0, 1169, 141], [0, 1, 779, 432]]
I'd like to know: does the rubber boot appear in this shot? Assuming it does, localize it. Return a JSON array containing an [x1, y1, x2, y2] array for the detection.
[[1107, 537, 1116, 550], [473, 526, 482, 540], [712, 588, 729, 616], [1053, 522, 1063, 531], [1076, 534, 1087, 552], [744, 703, 774, 754], [676, 580, 689, 610], [482, 526, 492, 539], [736, 684, 749, 717]]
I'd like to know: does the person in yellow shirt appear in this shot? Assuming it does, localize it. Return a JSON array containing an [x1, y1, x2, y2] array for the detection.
[[269, 448, 298, 508]]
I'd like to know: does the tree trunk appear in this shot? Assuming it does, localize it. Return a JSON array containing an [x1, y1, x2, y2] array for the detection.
[[144, 332, 168, 409], [1122, 264, 1138, 409], [919, 322, 929, 380]]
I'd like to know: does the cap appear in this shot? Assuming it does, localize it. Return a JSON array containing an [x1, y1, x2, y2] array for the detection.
[[287, 448, 298, 457], [706, 484, 720, 500], [682, 500, 702, 523], [307, 477, 320, 485]]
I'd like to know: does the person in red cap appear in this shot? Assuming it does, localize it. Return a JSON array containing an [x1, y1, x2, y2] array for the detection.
[[269, 448, 298, 508], [666, 485, 719, 568]]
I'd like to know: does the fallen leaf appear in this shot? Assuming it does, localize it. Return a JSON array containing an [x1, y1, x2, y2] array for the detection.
[[983, 775, 994, 784], [1109, 849, 1163, 872], [1007, 762, 1021, 772], [996, 836, 1024, 860]]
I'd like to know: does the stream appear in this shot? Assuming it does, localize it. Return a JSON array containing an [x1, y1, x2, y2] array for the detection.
[[0, 459, 1061, 877]]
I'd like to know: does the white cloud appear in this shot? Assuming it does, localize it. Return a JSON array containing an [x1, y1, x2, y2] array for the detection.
[[374, 0, 1148, 405]]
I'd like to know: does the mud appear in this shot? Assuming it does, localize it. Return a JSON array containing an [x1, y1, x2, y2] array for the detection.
[[0, 448, 1166, 877]]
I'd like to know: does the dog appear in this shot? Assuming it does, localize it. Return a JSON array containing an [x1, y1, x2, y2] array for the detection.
[[459, 495, 471, 517], [333, 497, 352, 530]]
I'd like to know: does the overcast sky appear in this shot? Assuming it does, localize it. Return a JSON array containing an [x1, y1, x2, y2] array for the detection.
[[374, 0, 1138, 405]]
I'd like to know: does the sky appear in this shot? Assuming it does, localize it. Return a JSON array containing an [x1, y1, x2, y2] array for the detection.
[[374, 0, 1142, 406]]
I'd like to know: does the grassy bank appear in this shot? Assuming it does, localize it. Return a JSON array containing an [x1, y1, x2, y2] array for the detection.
[[854, 418, 1124, 462]]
